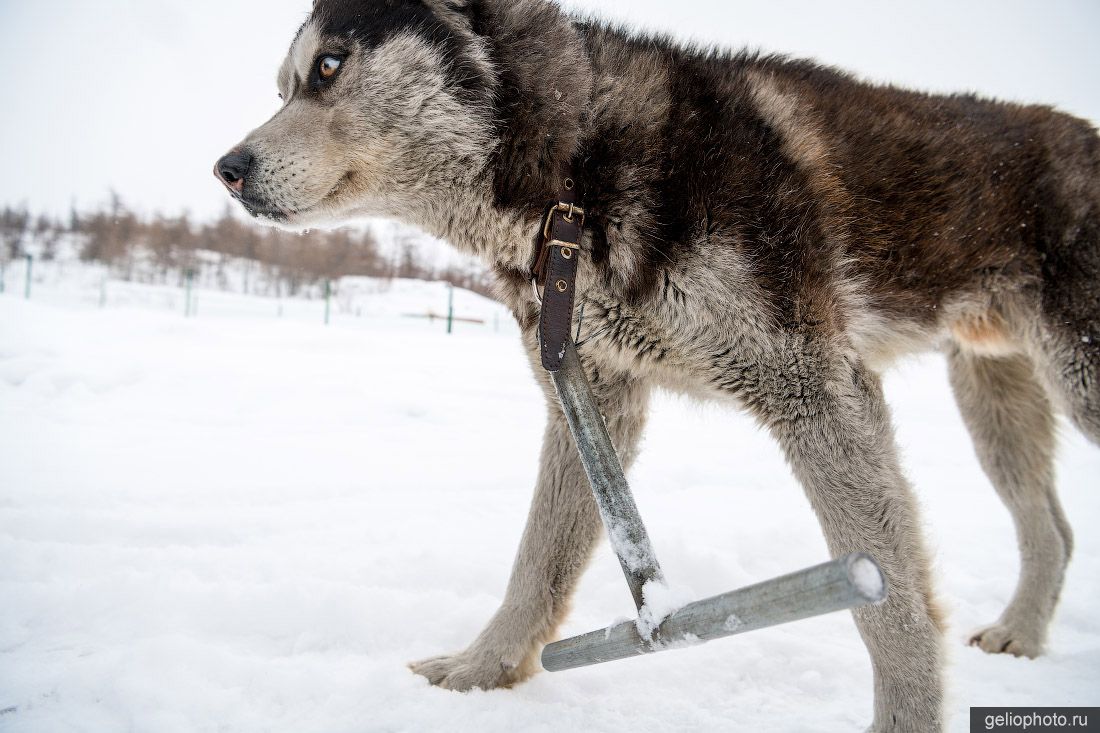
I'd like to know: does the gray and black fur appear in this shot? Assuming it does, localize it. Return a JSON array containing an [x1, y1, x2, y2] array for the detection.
[[215, 1, 1100, 730]]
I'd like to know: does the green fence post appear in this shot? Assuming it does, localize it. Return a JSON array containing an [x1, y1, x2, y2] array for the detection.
[[184, 269, 194, 317], [324, 279, 332, 325], [446, 284, 454, 335], [24, 254, 32, 300]]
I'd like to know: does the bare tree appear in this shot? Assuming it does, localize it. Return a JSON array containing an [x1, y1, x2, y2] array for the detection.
[[0, 206, 30, 261], [10, 193, 495, 299]]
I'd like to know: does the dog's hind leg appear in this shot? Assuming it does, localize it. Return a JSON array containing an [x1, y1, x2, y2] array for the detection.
[[753, 346, 944, 732], [1025, 171, 1100, 445], [1048, 342, 1100, 445], [947, 346, 1072, 658], [1035, 298, 1100, 447], [409, 349, 650, 692]]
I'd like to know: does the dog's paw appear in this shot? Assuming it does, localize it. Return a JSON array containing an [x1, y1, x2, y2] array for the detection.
[[864, 711, 941, 732], [865, 708, 943, 732], [968, 622, 1043, 658], [409, 648, 536, 692]]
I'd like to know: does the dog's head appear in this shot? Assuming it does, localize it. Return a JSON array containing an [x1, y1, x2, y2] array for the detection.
[[214, 0, 500, 229], [215, 0, 593, 236]]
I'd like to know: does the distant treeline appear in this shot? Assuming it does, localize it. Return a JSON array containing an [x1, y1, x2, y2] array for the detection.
[[0, 195, 493, 298]]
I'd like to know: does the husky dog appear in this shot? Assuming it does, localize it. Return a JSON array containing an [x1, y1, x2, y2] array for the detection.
[[214, 1, 1099, 729]]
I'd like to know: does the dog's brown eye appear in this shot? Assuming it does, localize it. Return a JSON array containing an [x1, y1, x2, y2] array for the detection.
[[318, 56, 342, 79]]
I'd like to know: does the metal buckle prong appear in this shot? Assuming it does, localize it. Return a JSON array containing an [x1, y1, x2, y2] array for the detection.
[[542, 202, 586, 241]]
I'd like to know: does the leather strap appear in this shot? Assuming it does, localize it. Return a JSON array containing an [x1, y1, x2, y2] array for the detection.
[[533, 168, 584, 372]]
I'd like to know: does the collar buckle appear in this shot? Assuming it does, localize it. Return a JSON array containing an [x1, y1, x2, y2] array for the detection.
[[542, 202, 586, 243]]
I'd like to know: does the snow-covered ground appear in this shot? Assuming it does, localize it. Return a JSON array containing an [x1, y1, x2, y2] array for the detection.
[[0, 253, 511, 333], [1, 275, 1098, 733]]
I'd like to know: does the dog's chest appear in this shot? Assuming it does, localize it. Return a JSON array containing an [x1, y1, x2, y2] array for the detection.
[[575, 281, 779, 399]]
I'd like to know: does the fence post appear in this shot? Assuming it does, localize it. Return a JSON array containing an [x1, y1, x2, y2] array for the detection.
[[0, 259, 6, 294], [184, 269, 194, 317], [324, 279, 332, 325], [24, 254, 33, 300], [99, 272, 108, 308], [447, 283, 454, 335]]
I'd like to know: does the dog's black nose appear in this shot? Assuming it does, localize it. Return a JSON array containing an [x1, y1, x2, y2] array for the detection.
[[214, 149, 253, 193]]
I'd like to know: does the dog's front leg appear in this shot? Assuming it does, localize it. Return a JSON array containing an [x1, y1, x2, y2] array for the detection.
[[410, 353, 650, 691], [757, 349, 945, 732]]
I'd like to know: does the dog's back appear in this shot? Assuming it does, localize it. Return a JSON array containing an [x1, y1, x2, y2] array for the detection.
[[578, 31, 1097, 372], [760, 57, 1100, 430], [767, 58, 1099, 341]]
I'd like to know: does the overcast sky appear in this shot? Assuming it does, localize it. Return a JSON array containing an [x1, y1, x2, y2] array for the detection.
[[1, 0, 1098, 222]]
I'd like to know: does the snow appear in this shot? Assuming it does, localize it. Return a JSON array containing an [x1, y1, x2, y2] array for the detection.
[[649, 632, 703, 653], [723, 614, 743, 633], [604, 521, 658, 575], [849, 555, 887, 603], [2, 271, 1099, 732], [2, 246, 510, 332], [635, 579, 697, 642]]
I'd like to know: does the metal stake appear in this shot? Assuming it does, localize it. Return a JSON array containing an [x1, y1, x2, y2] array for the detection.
[[543, 552, 885, 671], [542, 341, 887, 672], [549, 343, 663, 608]]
